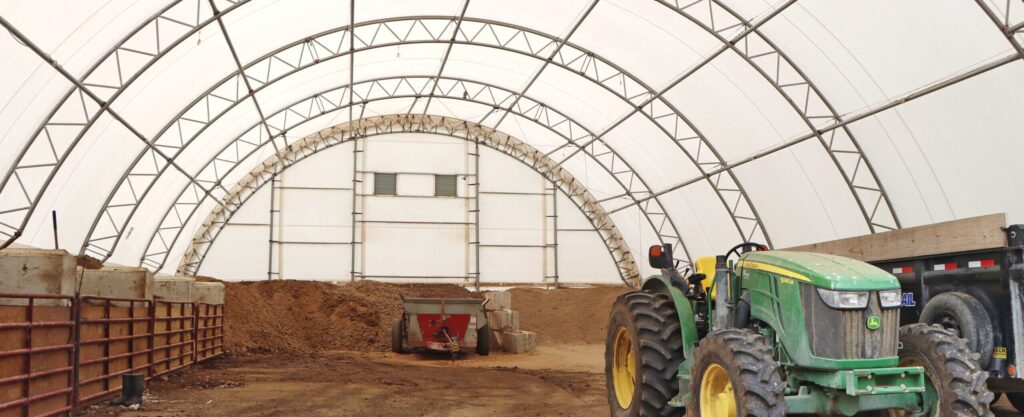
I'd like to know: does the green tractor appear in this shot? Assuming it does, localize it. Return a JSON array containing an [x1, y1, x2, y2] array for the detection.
[[605, 242, 993, 416]]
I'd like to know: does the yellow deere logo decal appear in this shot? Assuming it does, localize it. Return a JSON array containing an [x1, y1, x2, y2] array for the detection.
[[866, 315, 881, 330]]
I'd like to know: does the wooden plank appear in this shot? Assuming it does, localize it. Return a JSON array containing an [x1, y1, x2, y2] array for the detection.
[[785, 213, 1007, 262]]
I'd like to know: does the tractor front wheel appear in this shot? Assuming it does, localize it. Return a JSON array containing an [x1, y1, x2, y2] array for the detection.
[[690, 328, 786, 417], [604, 291, 685, 417], [889, 323, 993, 417]]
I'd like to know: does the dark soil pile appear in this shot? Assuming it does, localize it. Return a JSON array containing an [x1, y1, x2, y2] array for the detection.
[[76, 255, 103, 269], [224, 280, 476, 354], [509, 285, 628, 345]]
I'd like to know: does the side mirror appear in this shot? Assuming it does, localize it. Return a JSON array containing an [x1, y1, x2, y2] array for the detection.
[[648, 244, 674, 269]]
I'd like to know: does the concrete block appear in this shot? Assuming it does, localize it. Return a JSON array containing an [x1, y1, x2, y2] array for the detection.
[[193, 282, 225, 305], [486, 309, 510, 330], [79, 267, 154, 306], [509, 309, 520, 331], [0, 247, 76, 306], [153, 276, 195, 302], [483, 291, 511, 311], [500, 330, 538, 354]]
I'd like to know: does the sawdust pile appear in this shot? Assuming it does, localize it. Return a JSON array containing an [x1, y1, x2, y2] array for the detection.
[[76, 255, 103, 270], [224, 280, 476, 354], [509, 286, 628, 345]]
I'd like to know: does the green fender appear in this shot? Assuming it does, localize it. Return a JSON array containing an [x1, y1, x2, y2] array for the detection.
[[640, 275, 699, 403]]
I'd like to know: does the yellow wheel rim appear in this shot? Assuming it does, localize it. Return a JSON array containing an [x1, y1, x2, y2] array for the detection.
[[611, 327, 636, 409], [700, 363, 737, 417]]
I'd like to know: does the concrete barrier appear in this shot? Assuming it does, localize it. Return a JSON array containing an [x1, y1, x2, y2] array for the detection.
[[500, 330, 538, 353], [0, 247, 76, 305], [194, 282, 225, 304], [483, 291, 511, 311], [153, 276, 195, 302], [79, 266, 154, 306]]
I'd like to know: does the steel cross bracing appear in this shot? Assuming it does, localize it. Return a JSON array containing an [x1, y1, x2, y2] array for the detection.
[[5, 1, 890, 253], [136, 75, 691, 273], [178, 115, 642, 286], [0, 1, 249, 250], [81, 15, 797, 266], [975, 0, 1024, 59], [652, 0, 900, 232], [415, 0, 471, 116], [0, 15, 232, 253]]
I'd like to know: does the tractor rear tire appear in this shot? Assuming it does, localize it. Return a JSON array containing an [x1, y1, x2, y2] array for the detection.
[[390, 318, 405, 354], [893, 323, 993, 417], [919, 291, 995, 368], [690, 328, 786, 417], [476, 324, 491, 356], [605, 290, 685, 417]]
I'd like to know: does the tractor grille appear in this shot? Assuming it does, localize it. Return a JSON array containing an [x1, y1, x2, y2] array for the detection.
[[801, 285, 899, 360]]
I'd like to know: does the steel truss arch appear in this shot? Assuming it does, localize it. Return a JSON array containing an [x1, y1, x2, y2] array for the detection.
[[79, 16, 772, 265], [179, 114, 642, 286], [653, 0, 900, 232], [135, 76, 691, 274]]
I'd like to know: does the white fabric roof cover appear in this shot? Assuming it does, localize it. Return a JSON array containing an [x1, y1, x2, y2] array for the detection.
[[1, 0, 1023, 280]]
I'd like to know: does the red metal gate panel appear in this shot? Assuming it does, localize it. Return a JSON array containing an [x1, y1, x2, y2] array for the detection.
[[195, 304, 224, 362], [150, 301, 195, 378], [0, 294, 75, 417], [75, 296, 152, 406]]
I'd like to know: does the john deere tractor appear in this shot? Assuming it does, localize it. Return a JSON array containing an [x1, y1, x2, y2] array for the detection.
[[605, 242, 994, 416]]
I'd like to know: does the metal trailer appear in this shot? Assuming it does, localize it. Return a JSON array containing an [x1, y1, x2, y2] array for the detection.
[[868, 224, 1024, 408], [786, 213, 1024, 410], [391, 297, 490, 356]]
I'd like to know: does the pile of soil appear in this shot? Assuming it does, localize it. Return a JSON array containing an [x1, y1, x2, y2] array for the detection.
[[509, 286, 628, 345], [76, 254, 103, 269], [224, 280, 476, 354]]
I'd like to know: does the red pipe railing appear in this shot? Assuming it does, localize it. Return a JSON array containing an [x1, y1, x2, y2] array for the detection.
[[0, 293, 76, 417], [0, 292, 225, 417]]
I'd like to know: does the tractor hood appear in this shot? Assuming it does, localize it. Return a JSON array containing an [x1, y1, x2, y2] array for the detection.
[[736, 251, 899, 291]]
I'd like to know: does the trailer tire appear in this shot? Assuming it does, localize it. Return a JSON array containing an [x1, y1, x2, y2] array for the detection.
[[476, 324, 491, 356], [893, 323, 994, 417], [690, 328, 786, 417], [605, 291, 685, 417], [391, 318, 405, 354], [919, 291, 994, 368]]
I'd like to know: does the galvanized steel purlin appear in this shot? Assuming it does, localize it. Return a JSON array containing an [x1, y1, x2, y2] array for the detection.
[[147, 75, 680, 277], [416, 0, 472, 116], [608, 50, 1024, 216], [180, 115, 642, 287], [0, 15, 231, 251], [657, 0, 900, 234], [143, 77, 687, 273], [975, 0, 1024, 59], [82, 19, 707, 270]]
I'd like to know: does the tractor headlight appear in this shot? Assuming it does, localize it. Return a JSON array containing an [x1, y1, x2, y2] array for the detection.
[[878, 289, 902, 308], [817, 288, 869, 309]]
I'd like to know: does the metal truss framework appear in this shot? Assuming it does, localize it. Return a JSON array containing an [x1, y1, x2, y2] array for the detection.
[[179, 114, 642, 287], [78, 15, 792, 268], [11, 0, 1014, 268], [134, 76, 690, 274]]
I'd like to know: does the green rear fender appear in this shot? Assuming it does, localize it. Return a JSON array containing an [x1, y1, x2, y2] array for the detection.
[[640, 276, 700, 361]]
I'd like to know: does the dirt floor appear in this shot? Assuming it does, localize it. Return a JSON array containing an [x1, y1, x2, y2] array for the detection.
[[73, 281, 1022, 416], [77, 345, 608, 417]]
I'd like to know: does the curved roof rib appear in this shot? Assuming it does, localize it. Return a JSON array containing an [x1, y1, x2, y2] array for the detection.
[[180, 114, 642, 286]]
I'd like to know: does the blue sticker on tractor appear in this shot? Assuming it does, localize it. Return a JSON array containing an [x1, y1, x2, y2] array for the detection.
[[901, 292, 916, 308]]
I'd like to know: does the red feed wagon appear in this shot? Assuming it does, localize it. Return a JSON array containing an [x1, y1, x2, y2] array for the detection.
[[391, 297, 490, 356]]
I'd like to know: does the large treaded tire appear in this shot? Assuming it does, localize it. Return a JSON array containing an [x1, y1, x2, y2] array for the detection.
[[605, 290, 685, 417], [390, 318, 405, 354], [475, 323, 491, 356], [690, 328, 786, 417], [919, 291, 995, 368], [897, 323, 993, 417]]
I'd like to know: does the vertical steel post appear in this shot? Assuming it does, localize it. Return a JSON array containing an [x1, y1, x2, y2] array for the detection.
[[473, 135, 481, 290], [347, 0, 360, 282], [551, 181, 559, 288], [267, 174, 278, 280]]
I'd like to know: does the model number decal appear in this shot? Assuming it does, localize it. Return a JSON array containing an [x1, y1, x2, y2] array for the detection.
[[779, 277, 795, 285], [994, 347, 1008, 359]]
